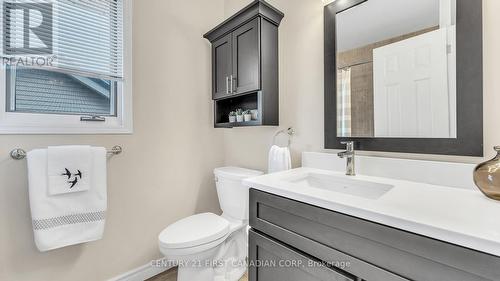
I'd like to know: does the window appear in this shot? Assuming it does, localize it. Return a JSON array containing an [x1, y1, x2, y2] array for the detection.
[[0, 0, 132, 134], [7, 67, 118, 116]]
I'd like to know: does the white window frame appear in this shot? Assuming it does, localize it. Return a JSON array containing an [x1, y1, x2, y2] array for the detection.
[[0, 0, 133, 134]]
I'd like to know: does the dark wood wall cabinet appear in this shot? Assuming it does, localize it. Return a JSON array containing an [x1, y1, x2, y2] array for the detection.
[[249, 189, 500, 281], [204, 0, 283, 128]]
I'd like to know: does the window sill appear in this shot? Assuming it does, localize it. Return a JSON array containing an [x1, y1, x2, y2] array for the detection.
[[0, 125, 133, 135], [0, 128, 134, 135], [0, 110, 133, 135]]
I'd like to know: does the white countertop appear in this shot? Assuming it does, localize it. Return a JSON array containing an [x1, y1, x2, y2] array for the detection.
[[243, 167, 500, 257]]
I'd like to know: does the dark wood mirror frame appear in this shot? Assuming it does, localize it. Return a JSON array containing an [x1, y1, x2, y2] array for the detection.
[[324, 0, 483, 156]]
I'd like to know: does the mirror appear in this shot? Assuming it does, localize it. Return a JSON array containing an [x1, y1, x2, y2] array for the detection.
[[324, 0, 483, 156], [336, 0, 457, 138]]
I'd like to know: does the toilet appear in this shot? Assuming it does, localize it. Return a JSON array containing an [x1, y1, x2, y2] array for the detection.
[[158, 167, 263, 281]]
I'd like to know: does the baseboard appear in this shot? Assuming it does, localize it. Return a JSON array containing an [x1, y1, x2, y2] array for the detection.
[[108, 262, 171, 281]]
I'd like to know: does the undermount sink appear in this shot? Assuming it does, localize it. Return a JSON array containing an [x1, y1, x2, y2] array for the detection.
[[284, 173, 394, 199]]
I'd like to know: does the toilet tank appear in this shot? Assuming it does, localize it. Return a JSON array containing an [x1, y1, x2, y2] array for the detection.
[[214, 167, 264, 221]]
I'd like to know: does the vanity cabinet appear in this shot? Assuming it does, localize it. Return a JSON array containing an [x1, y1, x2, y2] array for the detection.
[[204, 0, 283, 128], [250, 230, 355, 281], [249, 189, 500, 281]]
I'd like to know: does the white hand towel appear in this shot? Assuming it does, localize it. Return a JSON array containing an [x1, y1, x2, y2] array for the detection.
[[27, 147, 107, 252], [47, 145, 91, 195], [268, 145, 292, 174]]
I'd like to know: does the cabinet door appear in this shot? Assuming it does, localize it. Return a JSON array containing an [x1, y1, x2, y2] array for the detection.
[[249, 230, 356, 281], [212, 34, 233, 100], [232, 18, 260, 95]]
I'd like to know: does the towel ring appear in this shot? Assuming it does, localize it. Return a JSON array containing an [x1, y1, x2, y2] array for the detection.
[[273, 127, 295, 147], [9, 145, 124, 160]]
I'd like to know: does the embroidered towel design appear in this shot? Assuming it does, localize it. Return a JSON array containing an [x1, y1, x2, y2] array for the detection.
[[68, 177, 78, 189], [48, 146, 91, 195], [62, 168, 72, 179], [62, 169, 83, 189], [33, 211, 106, 230]]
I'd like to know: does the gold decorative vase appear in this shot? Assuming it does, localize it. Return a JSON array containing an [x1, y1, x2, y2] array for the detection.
[[474, 146, 500, 200]]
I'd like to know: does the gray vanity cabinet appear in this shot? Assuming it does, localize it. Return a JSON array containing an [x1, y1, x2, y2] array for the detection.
[[249, 230, 355, 281], [249, 189, 500, 281], [204, 0, 283, 127]]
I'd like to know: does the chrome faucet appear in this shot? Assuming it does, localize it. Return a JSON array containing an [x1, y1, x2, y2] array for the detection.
[[338, 141, 355, 176]]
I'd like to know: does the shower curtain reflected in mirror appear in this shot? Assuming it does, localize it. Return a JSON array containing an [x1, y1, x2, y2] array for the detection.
[[337, 68, 352, 137]]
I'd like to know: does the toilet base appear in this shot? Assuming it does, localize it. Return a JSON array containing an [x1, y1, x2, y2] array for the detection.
[[175, 227, 247, 281]]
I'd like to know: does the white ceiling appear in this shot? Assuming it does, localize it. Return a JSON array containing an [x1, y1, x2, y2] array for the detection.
[[336, 0, 443, 52]]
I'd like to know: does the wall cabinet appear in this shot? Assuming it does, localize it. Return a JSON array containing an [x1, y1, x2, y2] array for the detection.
[[211, 18, 260, 100], [249, 189, 500, 281], [204, 0, 283, 128], [212, 34, 233, 99], [231, 19, 260, 95]]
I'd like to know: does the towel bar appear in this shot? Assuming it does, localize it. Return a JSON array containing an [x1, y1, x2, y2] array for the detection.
[[9, 146, 123, 160], [273, 127, 295, 147]]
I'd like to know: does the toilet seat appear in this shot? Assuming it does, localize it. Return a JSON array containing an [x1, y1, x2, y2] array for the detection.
[[159, 234, 228, 257], [159, 213, 230, 250]]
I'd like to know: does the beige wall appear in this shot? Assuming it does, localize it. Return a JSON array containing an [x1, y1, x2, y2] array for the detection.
[[0, 1, 225, 280], [223, 0, 500, 171]]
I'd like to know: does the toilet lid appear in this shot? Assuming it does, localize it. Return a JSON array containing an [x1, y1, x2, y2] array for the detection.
[[214, 167, 263, 180], [159, 213, 230, 249]]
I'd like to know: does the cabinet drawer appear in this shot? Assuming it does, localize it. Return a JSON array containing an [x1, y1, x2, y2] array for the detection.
[[250, 189, 500, 281], [249, 229, 355, 281]]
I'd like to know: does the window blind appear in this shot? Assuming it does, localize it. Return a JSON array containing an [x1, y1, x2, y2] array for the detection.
[[3, 0, 124, 81]]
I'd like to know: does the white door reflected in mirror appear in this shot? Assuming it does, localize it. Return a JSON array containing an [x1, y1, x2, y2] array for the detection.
[[336, 0, 457, 138]]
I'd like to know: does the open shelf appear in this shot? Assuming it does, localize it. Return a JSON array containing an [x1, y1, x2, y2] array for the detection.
[[214, 92, 263, 128], [215, 120, 262, 128]]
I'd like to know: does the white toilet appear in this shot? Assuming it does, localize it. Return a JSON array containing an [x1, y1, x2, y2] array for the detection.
[[158, 167, 263, 281]]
